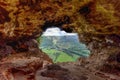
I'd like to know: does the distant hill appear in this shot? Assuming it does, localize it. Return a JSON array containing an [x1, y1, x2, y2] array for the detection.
[[39, 35, 90, 63], [39, 27, 90, 63]]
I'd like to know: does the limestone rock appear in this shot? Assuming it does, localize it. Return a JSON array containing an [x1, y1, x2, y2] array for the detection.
[[0, 0, 120, 80], [0, 0, 91, 40], [0, 0, 120, 41], [79, 34, 120, 79], [0, 51, 52, 80]]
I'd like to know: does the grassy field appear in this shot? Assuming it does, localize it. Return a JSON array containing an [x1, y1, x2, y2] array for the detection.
[[42, 49, 80, 63]]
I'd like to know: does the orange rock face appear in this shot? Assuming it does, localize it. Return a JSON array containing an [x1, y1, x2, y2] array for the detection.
[[0, 0, 120, 80], [0, 0, 90, 40], [0, 0, 119, 41]]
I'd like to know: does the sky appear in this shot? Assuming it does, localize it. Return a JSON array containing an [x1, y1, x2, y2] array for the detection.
[[42, 27, 77, 36]]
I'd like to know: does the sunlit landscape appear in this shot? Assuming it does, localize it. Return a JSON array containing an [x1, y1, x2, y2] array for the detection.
[[39, 27, 90, 62]]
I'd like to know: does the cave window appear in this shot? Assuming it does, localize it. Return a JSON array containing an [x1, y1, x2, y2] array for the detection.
[[41, 16, 70, 32], [38, 27, 90, 63]]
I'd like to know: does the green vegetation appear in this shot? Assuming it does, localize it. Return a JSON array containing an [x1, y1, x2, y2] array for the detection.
[[39, 36, 90, 63], [42, 49, 79, 63]]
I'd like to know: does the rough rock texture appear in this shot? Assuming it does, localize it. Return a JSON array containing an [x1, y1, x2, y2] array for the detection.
[[0, 38, 53, 80], [0, 39, 53, 80], [36, 63, 106, 80], [79, 34, 120, 79], [0, 0, 92, 40], [0, 0, 120, 80], [0, 0, 120, 41]]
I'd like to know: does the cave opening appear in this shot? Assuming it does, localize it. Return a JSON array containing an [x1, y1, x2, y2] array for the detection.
[[38, 27, 90, 63], [41, 22, 73, 33], [41, 16, 71, 33]]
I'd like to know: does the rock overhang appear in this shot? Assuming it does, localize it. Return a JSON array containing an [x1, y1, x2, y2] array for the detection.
[[0, 0, 120, 42]]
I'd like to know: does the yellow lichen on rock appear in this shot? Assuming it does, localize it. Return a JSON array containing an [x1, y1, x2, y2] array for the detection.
[[0, 0, 93, 40], [0, 0, 120, 40]]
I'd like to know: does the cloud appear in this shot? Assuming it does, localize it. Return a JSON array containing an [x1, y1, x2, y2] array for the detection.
[[42, 27, 77, 36]]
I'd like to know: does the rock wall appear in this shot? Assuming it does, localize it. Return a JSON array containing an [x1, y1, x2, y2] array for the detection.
[[0, 0, 120, 80], [0, 0, 120, 41], [79, 34, 120, 74]]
